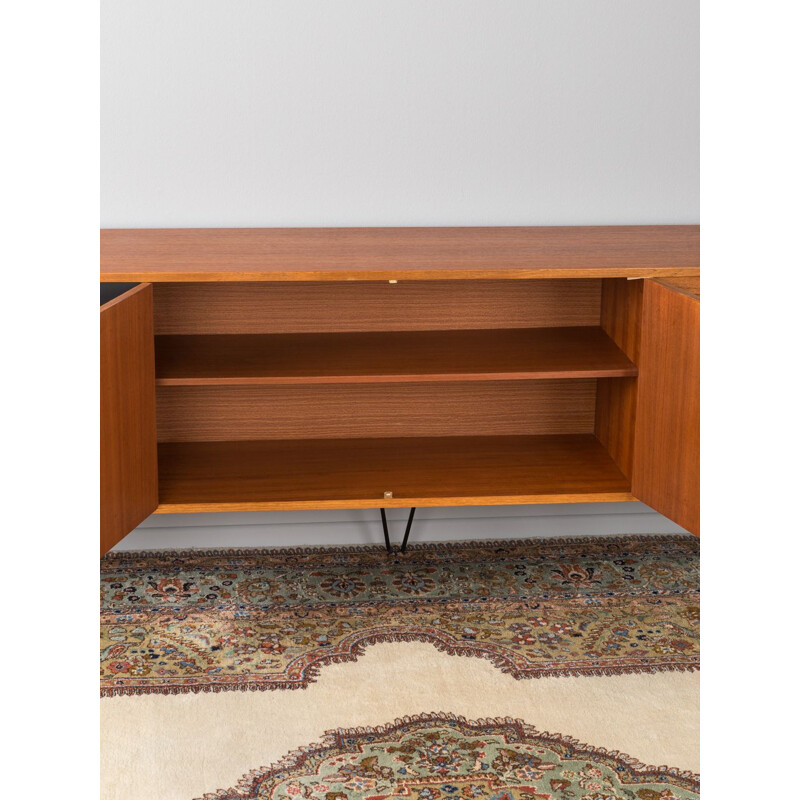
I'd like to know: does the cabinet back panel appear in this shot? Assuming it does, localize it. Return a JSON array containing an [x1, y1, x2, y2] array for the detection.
[[157, 380, 596, 442], [153, 280, 601, 334]]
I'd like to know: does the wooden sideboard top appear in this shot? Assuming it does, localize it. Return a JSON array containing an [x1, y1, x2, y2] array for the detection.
[[100, 225, 700, 282]]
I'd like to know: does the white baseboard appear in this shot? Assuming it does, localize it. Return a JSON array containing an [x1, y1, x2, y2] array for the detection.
[[113, 502, 686, 551]]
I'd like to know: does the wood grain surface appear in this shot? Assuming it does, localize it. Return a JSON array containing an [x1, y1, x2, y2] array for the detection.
[[100, 284, 158, 554], [152, 280, 601, 334], [594, 279, 644, 478], [632, 279, 700, 535], [154, 327, 636, 386], [156, 380, 597, 442], [156, 434, 633, 512], [102, 226, 700, 282]]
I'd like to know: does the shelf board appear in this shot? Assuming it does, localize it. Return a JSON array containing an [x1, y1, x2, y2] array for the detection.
[[155, 327, 637, 386], [101, 226, 700, 282], [156, 434, 633, 512]]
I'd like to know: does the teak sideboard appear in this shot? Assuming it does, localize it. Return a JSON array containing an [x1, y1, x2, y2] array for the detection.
[[100, 226, 700, 556]]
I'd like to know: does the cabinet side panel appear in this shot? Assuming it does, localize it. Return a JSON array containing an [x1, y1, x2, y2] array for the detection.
[[100, 284, 159, 554], [595, 279, 643, 477], [631, 280, 700, 534]]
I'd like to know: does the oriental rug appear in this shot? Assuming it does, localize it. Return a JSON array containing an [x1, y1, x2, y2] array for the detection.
[[101, 535, 700, 800], [100, 535, 698, 697]]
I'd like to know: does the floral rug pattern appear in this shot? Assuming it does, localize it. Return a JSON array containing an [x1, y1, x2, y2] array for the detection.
[[100, 535, 699, 696], [200, 713, 699, 800]]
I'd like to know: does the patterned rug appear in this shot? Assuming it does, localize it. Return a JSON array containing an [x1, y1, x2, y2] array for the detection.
[[202, 713, 699, 800], [100, 535, 699, 697]]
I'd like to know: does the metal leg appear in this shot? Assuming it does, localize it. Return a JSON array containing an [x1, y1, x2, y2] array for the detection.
[[380, 508, 392, 554], [399, 507, 416, 553]]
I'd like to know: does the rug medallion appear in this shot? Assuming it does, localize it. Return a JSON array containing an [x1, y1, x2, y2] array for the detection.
[[200, 713, 699, 800]]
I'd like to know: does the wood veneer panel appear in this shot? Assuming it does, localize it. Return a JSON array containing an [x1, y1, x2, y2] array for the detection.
[[595, 378, 638, 479], [100, 284, 158, 554], [598, 278, 643, 362], [632, 280, 700, 535], [156, 434, 633, 511], [102, 226, 700, 282], [155, 327, 637, 386], [156, 380, 597, 442], [152, 280, 601, 335], [594, 279, 644, 478]]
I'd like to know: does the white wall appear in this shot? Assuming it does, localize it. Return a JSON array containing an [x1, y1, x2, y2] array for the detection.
[[101, 0, 698, 228], [101, 0, 697, 548]]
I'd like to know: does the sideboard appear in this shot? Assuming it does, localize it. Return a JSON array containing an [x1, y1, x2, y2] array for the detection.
[[100, 226, 700, 556]]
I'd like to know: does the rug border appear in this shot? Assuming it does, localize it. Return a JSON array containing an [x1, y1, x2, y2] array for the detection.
[[101, 534, 699, 697], [101, 625, 699, 697]]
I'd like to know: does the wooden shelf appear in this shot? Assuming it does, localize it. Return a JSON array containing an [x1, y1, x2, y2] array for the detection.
[[155, 434, 633, 512], [101, 226, 700, 282], [155, 327, 637, 386]]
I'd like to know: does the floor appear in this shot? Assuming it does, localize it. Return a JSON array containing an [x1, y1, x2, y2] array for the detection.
[[100, 534, 699, 800]]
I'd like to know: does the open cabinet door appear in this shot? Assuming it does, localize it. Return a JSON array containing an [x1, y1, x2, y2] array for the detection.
[[100, 284, 158, 555], [632, 278, 700, 535]]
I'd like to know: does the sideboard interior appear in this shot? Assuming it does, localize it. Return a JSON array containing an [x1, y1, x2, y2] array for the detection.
[[150, 278, 641, 513], [100, 227, 699, 554]]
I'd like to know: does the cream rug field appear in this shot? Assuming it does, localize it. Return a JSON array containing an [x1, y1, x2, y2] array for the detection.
[[100, 535, 700, 799]]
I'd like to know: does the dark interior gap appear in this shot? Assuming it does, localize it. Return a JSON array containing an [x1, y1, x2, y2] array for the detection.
[[101, 282, 139, 306]]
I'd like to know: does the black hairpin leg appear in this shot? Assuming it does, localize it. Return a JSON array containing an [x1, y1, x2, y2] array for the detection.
[[399, 508, 416, 553], [380, 508, 392, 554]]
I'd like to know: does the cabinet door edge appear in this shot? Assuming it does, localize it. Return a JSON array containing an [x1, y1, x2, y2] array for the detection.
[[631, 279, 700, 535], [101, 283, 158, 554]]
